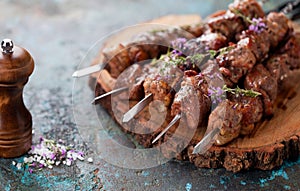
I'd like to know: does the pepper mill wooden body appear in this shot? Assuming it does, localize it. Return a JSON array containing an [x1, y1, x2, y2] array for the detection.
[[0, 39, 34, 158]]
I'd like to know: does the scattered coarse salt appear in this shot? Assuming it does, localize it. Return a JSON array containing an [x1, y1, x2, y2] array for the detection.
[[12, 137, 86, 173], [87, 158, 93, 163], [66, 160, 72, 166], [77, 155, 84, 161], [16, 163, 22, 170]]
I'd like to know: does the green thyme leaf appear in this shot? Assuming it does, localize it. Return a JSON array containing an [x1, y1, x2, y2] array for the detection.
[[223, 85, 262, 97]]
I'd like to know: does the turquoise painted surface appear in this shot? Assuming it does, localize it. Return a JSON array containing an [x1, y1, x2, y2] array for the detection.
[[0, 0, 299, 190]]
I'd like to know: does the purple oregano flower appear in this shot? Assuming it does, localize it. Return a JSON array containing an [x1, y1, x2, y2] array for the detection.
[[248, 18, 266, 33]]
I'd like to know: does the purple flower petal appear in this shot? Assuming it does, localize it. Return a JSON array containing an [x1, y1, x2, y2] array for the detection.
[[78, 151, 84, 156]]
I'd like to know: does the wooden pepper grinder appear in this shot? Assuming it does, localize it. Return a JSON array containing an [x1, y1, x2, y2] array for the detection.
[[0, 39, 34, 158]]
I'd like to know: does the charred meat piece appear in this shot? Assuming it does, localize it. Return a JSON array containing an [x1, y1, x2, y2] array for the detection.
[[266, 35, 300, 83], [143, 62, 183, 107], [266, 12, 290, 48], [244, 64, 277, 116], [217, 42, 256, 85], [266, 54, 290, 82], [228, 0, 265, 19], [207, 0, 264, 39], [207, 95, 263, 146], [238, 30, 270, 61], [103, 44, 132, 78], [229, 94, 263, 135], [207, 11, 245, 39], [206, 99, 242, 145], [114, 64, 145, 100], [171, 70, 211, 129], [181, 32, 228, 55], [182, 24, 205, 37], [143, 78, 173, 107], [278, 35, 300, 70]]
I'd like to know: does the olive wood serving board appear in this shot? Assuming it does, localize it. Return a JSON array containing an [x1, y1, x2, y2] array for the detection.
[[89, 15, 300, 172]]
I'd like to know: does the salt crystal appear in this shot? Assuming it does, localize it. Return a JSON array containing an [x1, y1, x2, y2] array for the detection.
[[16, 163, 22, 170], [87, 158, 93, 163], [66, 160, 72, 166], [77, 155, 84, 161]]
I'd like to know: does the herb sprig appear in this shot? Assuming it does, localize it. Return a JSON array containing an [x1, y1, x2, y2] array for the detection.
[[208, 85, 262, 104], [232, 9, 266, 33], [223, 85, 262, 97]]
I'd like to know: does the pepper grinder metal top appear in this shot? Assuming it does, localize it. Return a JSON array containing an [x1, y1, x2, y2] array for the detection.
[[1, 39, 14, 54], [0, 39, 34, 158]]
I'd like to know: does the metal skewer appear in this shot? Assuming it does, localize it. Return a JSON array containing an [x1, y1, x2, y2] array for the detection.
[[72, 64, 104, 78], [122, 93, 153, 123], [92, 87, 128, 104], [192, 127, 220, 154], [152, 114, 181, 144]]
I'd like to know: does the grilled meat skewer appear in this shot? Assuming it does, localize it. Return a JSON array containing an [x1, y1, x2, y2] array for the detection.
[[94, 0, 298, 153], [148, 11, 291, 144], [201, 33, 300, 148]]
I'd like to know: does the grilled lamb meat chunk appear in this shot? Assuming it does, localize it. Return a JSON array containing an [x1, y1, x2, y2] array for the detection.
[[207, 95, 263, 145], [244, 64, 277, 116], [228, 94, 263, 135], [238, 30, 270, 61], [228, 0, 265, 19], [216, 42, 256, 85], [266, 12, 290, 48], [266, 35, 300, 83], [171, 70, 211, 129], [114, 64, 145, 100], [103, 44, 132, 78], [278, 35, 300, 70], [182, 24, 205, 37], [208, 0, 264, 39], [182, 33, 228, 55], [207, 11, 245, 39], [206, 99, 243, 145], [266, 54, 290, 82], [143, 62, 183, 107], [205, 31, 299, 146]]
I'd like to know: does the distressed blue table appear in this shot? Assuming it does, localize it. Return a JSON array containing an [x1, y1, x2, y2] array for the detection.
[[0, 0, 299, 190]]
